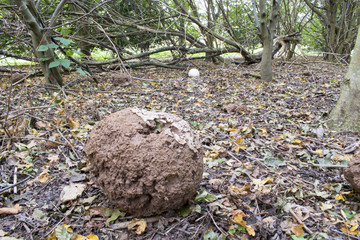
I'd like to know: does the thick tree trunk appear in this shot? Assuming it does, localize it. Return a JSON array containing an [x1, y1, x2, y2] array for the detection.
[[14, 0, 63, 86], [259, 0, 279, 81], [328, 26, 360, 131]]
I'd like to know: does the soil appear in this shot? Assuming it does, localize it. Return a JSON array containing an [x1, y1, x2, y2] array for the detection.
[[1, 57, 360, 240]]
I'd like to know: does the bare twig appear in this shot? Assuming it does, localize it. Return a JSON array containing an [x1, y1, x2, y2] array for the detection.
[[289, 209, 314, 235], [0, 175, 33, 194]]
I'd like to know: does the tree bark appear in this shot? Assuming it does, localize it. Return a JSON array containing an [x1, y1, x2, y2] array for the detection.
[[259, 0, 279, 81], [14, 0, 63, 86], [328, 25, 360, 131]]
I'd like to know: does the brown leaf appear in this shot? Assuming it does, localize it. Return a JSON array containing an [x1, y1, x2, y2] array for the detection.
[[0, 204, 22, 215]]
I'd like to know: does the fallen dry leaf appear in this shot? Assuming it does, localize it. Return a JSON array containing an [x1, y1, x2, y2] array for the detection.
[[60, 183, 86, 202], [0, 204, 22, 215], [128, 218, 147, 235]]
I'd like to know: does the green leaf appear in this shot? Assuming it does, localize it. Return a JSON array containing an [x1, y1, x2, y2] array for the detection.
[[39, 57, 52, 62], [190, 204, 202, 214], [106, 209, 125, 223], [203, 229, 225, 240], [264, 155, 286, 167], [69, 151, 75, 160], [175, 204, 191, 217], [47, 43, 59, 49], [49, 59, 61, 68], [60, 27, 71, 36], [76, 68, 89, 76], [195, 189, 217, 203], [60, 59, 71, 68], [203, 229, 218, 240], [54, 37, 73, 46], [154, 118, 162, 132], [55, 225, 73, 240], [73, 50, 85, 57], [65, 49, 74, 56], [342, 209, 356, 220], [38, 45, 49, 52], [290, 234, 307, 240]]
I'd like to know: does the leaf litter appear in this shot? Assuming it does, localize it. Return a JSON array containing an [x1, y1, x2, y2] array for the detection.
[[1, 58, 360, 239]]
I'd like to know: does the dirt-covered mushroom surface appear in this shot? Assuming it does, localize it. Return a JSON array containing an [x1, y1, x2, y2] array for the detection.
[[84, 108, 204, 217]]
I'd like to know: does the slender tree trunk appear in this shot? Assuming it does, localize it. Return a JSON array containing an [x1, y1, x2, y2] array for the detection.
[[326, 0, 337, 61], [328, 25, 360, 131], [259, 0, 279, 81], [14, 0, 63, 86]]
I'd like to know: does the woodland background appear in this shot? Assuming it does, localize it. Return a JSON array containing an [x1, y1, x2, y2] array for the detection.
[[1, 0, 360, 239]]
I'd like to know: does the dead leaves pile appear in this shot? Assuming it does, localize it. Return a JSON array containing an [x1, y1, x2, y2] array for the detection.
[[1, 59, 359, 239]]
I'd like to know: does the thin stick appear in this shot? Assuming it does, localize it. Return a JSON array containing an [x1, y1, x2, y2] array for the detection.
[[0, 175, 33, 194], [13, 166, 18, 194], [289, 209, 313, 235], [206, 208, 228, 237]]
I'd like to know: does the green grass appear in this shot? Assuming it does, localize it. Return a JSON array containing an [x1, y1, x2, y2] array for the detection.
[[0, 58, 35, 67]]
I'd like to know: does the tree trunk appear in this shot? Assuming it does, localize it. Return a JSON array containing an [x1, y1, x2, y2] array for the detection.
[[14, 0, 63, 86], [328, 25, 360, 131], [259, 0, 279, 81]]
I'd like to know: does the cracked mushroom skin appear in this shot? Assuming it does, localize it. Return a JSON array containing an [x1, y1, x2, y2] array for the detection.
[[84, 108, 203, 216]]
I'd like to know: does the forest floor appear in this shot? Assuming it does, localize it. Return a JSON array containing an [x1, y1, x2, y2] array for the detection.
[[1, 57, 360, 240]]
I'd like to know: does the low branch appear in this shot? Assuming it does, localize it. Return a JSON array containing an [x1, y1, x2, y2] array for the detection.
[[0, 49, 37, 62]]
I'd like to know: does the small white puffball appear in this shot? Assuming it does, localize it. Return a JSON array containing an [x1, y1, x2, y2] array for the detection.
[[188, 68, 200, 77]]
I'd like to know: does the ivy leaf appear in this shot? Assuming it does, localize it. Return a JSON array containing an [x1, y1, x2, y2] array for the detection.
[[73, 50, 85, 57], [175, 204, 191, 217], [38, 45, 49, 52], [49, 59, 61, 68], [195, 189, 217, 203], [264, 155, 286, 167], [55, 225, 73, 240], [39, 57, 52, 62], [106, 209, 125, 223], [54, 37, 73, 46], [47, 43, 59, 49], [60, 59, 71, 68], [76, 68, 89, 76]]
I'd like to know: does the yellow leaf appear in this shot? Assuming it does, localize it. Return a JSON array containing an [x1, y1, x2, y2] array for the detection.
[[340, 226, 360, 236], [86, 235, 99, 240], [320, 202, 333, 211], [315, 149, 323, 157], [333, 155, 352, 161], [292, 224, 304, 237], [230, 210, 255, 236], [335, 194, 345, 201], [229, 183, 251, 195], [235, 137, 244, 144], [245, 225, 256, 236], [31, 129, 39, 135], [261, 177, 273, 184], [232, 144, 246, 153], [38, 170, 51, 183], [228, 128, 238, 132], [272, 135, 285, 141], [74, 235, 88, 240], [292, 139, 302, 145], [350, 224, 359, 232], [45, 224, 73, 240], [128, 218, 147, 235], [69, 117, 80, 128]]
